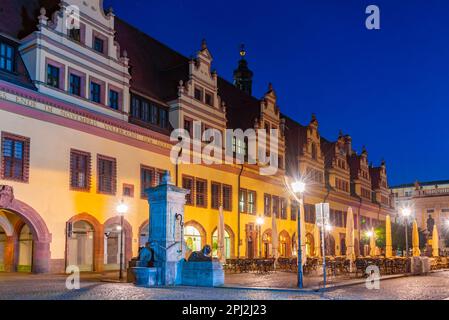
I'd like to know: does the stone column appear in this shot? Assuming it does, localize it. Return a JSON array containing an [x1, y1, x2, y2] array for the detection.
[[3, 236, 14, 272], [146, 171, 188, 286], [32, 241, 51, 273]]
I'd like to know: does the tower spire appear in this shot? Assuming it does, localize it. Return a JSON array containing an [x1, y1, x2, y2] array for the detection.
[[233, 43, 253, 95]]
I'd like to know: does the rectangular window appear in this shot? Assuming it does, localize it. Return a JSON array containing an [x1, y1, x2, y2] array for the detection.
[[159, 108, 168, 128], [211, 182, 221, 209], [94, 37, 104, 53], [272, 196, 280, 218], [90, 82, 101, 103], [195, 178, 207, 207], [150, 104, 159, 125], [69, 74, 81, 96], [1, 133, 30, 182], [291, 202, 298, 221], [304, 204, 316, 223], [97, 156, 116, 195], [184, 119, 192, 137], [222, 184, 232, 211], [264, 194, 271, 217], [361, 187, 371, 200], [123, 184, 134, 198], [109, 89, 119, 110], [205, 92, 213, 106], [239, 189, 247, 213], [70, 150, 90, 191], [140, 166, 154, 198], [68, 28, 81, 42], [182, 176, 194, 205], [194, 87, 203, 101], [0, 42, 14, 72], [280, 198, 287, 219], [154, 169, 165, 187], [247, 190, 256, 215], [47, 65, 60, 88]]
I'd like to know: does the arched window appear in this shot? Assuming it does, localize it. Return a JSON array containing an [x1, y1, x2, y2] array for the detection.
[[212, 230, 231, 259], [184, 226, 202, 252], [305, 233, 314, 257]]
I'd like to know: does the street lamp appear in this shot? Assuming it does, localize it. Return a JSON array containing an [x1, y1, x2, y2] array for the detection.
[[256, 216, 264, 258], [401, 207, 411, 257], [291, 180, 306, 289], [116, 199, 128, 280]]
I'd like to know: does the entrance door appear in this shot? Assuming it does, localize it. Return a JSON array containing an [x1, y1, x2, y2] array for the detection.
[[67, 221, 94, 272], [17, 224, 33, 272], [104, 223, 124, 270]]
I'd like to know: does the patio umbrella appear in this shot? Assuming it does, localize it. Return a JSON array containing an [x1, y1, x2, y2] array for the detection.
[[412, 220, 421, 256], [345, 207, 355, 263], [218, 206, 226, 264], [313, 223, 321, 258], [271, 211, 279, 261], [370, 227, 376, 256], [299, 199, 307, 266], [385, 215, 393, 258], [432, 224, 439, 257]]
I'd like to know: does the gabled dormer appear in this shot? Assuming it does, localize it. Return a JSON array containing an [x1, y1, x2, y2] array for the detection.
[[255, 83, 285, 170], [19, 0, 131, 120], [170, 39, 226, 138], [348, 146, 372, 200], [370, 160, 391, 207], [321, 131, 350, 194], [297, 114, 325, 186]]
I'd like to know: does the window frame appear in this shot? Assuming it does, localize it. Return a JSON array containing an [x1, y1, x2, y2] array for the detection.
[[182, 175, 195, 206], [97, 154, 117, 195], [0, 41, 15, 72], [69, 149, 91, 191], [1, 132, 30, 183], [140, 165, 155, 198], [195, 178, 208, 208], [222, 184, 232, 212]]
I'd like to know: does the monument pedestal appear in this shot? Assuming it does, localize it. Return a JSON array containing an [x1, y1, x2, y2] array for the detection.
[[132, 267, 158, 287], [181, 261, 224, 287]]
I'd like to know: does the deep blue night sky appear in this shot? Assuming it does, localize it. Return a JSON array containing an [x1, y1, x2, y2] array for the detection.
[[103, 0, 449, 186]]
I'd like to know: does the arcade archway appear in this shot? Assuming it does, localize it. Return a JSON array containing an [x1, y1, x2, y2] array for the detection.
[[0, 186, 51, 273]]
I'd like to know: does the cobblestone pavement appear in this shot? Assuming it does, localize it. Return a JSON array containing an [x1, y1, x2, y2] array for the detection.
[[0, 271, 448, 300]]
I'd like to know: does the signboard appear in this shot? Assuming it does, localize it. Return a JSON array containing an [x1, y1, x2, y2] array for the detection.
[[315, 203, 330, 227]]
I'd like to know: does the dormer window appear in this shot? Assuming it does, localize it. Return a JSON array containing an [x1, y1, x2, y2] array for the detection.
[[68, 28, 81, 42], [90, 82, 102, 103], [205, 92, 213, 106], [47, 65, 60, 89], [0, 42, 14, 72], [194, 87, 203, 101], [94, 37, 104, 54], [109, 89, 119, 110], [69, 74, 81, 96]]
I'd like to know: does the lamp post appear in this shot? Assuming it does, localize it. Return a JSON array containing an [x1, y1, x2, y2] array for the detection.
[[116, 200, 128, 280], [291, 180, 306, 289], [256, 216, 264, 258], [401, 208, 411, 257]]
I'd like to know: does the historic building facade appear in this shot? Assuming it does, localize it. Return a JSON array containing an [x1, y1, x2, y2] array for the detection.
[[391, 180, 449, 250], [0, 0, 394, 273]]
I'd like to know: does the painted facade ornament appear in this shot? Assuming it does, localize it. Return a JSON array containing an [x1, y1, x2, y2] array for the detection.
[[0, 186, 14, 208]]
